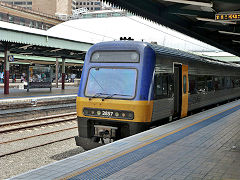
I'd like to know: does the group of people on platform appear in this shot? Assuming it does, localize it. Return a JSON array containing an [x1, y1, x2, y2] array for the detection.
[[0, 72, 24, 83], [0, 72, 78, 84]]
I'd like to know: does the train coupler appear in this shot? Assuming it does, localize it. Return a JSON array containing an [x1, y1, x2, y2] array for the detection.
[[94, 125, 118, 144]]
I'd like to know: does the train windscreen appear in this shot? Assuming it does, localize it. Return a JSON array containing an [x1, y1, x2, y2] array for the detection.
[[85, 68, 137, 99]]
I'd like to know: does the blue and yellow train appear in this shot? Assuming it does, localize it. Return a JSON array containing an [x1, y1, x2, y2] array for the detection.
[[75, 40, 240, 149]]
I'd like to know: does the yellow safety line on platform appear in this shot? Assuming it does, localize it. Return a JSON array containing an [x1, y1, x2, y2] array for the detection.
[[60, 103, 240, 180]]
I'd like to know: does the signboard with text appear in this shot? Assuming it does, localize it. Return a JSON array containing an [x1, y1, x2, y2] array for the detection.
[[215, 13, 240, 21]]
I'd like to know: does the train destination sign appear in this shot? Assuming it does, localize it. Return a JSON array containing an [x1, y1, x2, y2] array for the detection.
[[215, 13, 240, 21]]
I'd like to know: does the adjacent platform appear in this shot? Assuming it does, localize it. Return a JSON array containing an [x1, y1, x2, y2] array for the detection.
[[0, 86, 78, 105], [10, 99, 240, 180]]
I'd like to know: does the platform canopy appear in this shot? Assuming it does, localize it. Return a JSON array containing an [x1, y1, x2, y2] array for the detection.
[[48, 13, 218, 52], [104, 0, 240, 57], [0, 21, 93, 60]]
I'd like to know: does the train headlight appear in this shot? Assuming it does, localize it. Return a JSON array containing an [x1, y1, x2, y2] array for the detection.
[[91, 110, 95, 115], [122, 113, 126, 117], [115, 112, 119, 117], [97, 111, 101, 115], [83, 109, 88, 114], [128, 112, 134, 119]]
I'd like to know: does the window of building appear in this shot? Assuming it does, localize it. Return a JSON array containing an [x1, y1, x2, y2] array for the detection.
[[95, 2, 100, 5], [83, 2, 86, 5], [29, 21, 33, 28], [113, 12, 121, 17], [27, 1, 32, 5], [87, 2, 89, 5], [95, 7, 100, 10], [80, 2, 82, 5], [91, 2, 93, 5], [8, 15, 14, 23], [14, 1, 23, 5], [20, 18, 25, 26]]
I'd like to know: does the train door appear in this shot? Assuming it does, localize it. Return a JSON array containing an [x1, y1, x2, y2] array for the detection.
[[181, 64, 188, 118], [173, 64, 181, 117], [173, 64, 188, 118]]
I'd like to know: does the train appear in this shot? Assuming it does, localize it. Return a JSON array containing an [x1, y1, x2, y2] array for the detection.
[[75, 40, 240, 149]]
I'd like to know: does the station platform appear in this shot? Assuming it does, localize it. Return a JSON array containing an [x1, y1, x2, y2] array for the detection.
[[10, 99, 240, 180], [0, 85, 78, 102]]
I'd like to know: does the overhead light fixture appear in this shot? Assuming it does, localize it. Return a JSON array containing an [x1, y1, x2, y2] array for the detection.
[[219, 31, 240, 36], [232, 40, 240, 44], [50, 48, 62, 52], [196, 17, 237, 24], [19, 52, 33, 55], [161, 0, 213, 8], [19, 44, 32, 49]]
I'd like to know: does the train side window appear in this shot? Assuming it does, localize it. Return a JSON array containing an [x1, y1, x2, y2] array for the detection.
[[183, 75, 187, 94], [189, 75, 197, 94], [154, 73, 170, 99], [206, 76, 214, 91]]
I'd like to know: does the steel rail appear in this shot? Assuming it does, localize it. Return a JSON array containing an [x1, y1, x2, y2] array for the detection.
[[0, 126, 77, 145], [0, 136, 76, 157], [0, 112, 77, 133]]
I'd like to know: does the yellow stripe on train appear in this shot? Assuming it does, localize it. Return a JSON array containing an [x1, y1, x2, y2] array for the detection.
[[76, 97, 153, 123]]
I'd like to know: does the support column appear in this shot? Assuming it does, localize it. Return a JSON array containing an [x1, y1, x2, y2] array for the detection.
[[56, 58, 59, 88], [4, 47, 10, 95], [62, 57, 65, 90]]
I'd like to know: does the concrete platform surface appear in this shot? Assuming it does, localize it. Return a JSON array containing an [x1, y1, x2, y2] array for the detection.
[[0, 86, 78, 100], [9, 99, 240, 180]]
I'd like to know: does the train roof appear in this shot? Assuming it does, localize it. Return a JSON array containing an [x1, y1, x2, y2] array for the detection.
[[147, 43, 240, 68], [92, 41, 240, 68]]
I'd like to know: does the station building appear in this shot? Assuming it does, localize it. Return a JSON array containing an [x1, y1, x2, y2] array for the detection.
[[0, 1, 63, 30], [1, 0, 75, 16]]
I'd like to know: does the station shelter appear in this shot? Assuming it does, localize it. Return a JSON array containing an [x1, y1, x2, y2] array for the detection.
[[0, 21, 93, 94]]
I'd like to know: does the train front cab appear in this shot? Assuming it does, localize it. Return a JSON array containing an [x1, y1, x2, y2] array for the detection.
[[75, 42, 156, 148]]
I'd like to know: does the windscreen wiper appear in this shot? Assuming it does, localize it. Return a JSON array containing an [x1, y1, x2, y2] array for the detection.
[[102, 93, 130, 101], [89, 93, 109, 100]]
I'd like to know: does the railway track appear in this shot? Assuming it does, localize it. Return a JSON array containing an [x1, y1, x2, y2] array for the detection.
[[0, 112, 77, 133], [0, 112, 78, 157]]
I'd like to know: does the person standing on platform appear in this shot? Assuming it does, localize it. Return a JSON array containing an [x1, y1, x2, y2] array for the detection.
[[12, 73, 16, 83], [0, 72, 3, 83], [71, 73, 76, 83]]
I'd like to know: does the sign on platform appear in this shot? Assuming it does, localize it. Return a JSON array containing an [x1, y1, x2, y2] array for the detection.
[[215, 13, 240, 21], [8, 55, 14, 62]]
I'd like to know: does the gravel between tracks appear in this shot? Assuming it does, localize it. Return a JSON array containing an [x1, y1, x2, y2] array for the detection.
[[0, 138, 85, 179]]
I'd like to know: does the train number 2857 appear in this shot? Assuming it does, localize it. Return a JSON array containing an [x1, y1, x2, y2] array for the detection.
[[102, 111, 113, 116]]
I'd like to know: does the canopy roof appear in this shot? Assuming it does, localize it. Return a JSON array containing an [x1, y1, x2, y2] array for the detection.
[[48, 14, 219, 52], [0, 21, 93, 60]]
